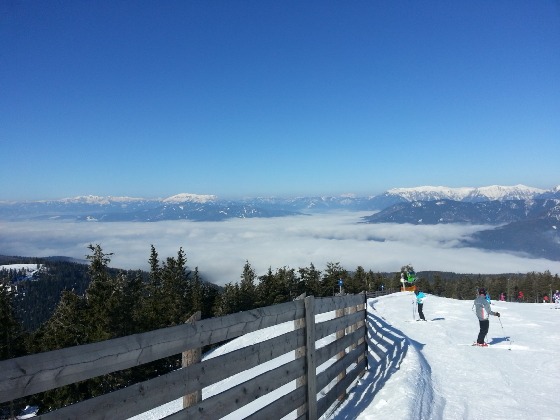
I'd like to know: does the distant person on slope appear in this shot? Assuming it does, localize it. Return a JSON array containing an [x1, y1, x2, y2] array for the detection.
[[553, 290, 560, 309], [414, 287, 426, 321], [474, 288, 500, 346]]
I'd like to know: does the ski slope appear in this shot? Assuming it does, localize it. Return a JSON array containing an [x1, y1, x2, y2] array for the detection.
[[333, 292, 559, 420], [129, 292, 559, 420]]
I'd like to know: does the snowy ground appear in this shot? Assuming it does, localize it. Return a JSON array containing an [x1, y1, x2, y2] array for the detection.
[[0, 264, 43, 274], [333, 293, 559, 420], [129, 292, 559, 420]]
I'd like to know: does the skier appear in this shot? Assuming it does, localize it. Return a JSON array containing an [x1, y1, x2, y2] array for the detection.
[[473, 288, 500, 346], [414, 287, 426, 321], [553, 290, 560, 309], [499, 292, 506, 301]]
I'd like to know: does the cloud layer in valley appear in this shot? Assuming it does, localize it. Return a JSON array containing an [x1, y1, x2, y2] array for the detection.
[[2, 212, 559, 286]]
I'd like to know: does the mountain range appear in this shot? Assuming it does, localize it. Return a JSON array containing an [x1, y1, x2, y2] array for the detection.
[[1, 184, 559, 261]]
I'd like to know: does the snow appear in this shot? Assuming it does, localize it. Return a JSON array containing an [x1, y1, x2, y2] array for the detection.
[[333, 293, 559, 420], [387, 186, 475, 201], [0, 264, 44, 280], [59, 195, 147, 205], [387, 185, 546, 202], [0, 264, 41, 271], [16, 405, 39, 419], [162, 193, 218, 204], [126, 293, 559, 420]]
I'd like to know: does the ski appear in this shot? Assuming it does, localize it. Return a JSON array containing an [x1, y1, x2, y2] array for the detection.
[[457, 343, 512, 350]]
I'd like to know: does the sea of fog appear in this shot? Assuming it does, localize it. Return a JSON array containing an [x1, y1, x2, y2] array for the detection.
[[1, 212, 559, 286]]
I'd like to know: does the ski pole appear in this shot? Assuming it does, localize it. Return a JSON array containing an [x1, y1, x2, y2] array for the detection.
[[498, 316, 512, 351]]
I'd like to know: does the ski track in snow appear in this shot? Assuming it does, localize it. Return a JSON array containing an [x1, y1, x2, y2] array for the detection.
[[334, 294, 560, 420]]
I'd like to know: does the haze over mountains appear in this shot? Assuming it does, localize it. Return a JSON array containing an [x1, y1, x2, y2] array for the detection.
[[1, 185, 559, 262], [1, 184, 558, 221]]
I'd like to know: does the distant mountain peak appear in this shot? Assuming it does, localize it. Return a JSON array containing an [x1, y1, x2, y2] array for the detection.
[[471, 184, 546, 200], [387, 186, 473, 201], [386, 184, 547, 202], [162, 193, 218, 204], [59, 195, 147, 205]]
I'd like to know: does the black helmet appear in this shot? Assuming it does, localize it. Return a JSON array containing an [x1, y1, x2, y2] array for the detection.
[[478, 288, 486, 295]]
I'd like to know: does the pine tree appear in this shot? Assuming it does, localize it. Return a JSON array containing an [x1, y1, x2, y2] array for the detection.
[[160, 247, 191, 325], [432, 274, 445, 296], [111, 271, 144, 337], [298, 263, 321, 297], [30, 290, 88, 351], [191, 267, 202, 314], [321, 262, 348, 296], [142, 245, 164, 330], [0, 277, 26, 360], [273, 266, 297, 302], [238, 261, 257, 311], [84, 244, 115, 342], [214, 282, 240, 316], [348, 266, 367, 294]]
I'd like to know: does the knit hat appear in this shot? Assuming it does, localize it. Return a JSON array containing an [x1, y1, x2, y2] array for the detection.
[[478, 288, 486, 295]]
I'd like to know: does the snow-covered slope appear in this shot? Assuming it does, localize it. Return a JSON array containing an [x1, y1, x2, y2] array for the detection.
[[333, 293, 559, 419], [0, 263, 45, 281], [127, 292, 559, 420]]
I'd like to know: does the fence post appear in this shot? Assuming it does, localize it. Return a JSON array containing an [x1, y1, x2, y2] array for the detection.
[[335, 300, 346, 401], [305, 296, 317, 420], [294, 293, 307, 417], [356, 292, 367, 373], [182, 311, 202, 409]]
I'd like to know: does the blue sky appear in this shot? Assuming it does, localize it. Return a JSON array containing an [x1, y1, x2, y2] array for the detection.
[[1, 1, 559, 201]]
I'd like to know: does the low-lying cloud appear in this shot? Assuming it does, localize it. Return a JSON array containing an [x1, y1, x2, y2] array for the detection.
[[2, 212, 559, 286]]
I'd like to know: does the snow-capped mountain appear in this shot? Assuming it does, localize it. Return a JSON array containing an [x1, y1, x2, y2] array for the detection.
[[58, 195, 149, 205], [0, 185, 557, 223], [384, 184, 547, 202], [162, 193, 218, 204]]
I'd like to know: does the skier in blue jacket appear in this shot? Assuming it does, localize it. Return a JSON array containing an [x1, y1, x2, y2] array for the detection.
[[414, 288, 426, 321], [474, 288, 500, 346]]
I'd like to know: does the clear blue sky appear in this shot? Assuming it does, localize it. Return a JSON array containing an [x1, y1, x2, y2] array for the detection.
[[1, 1, 559, 201]]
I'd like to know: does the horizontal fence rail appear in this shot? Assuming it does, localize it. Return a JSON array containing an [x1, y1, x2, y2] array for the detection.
[[1, 293, 374, 419]]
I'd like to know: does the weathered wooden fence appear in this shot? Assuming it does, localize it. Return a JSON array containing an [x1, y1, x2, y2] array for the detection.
[[0, 294, 367, 419]]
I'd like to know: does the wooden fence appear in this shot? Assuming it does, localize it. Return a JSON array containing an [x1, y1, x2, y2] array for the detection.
[[0, 294, 368, 419]]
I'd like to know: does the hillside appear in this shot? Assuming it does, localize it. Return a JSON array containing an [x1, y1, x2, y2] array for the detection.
[[130, 292, 559, 419], [362, 199, 560, 261], [333, 293, 559, 419]]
